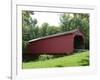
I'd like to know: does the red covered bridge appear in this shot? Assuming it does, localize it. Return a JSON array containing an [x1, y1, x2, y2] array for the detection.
[[26, 29, 84, 55]]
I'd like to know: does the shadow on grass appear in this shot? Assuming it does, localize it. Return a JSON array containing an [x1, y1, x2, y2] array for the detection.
[[55, 65, 64, 67], [79, 55, 89, 66], [23, 54, 67, 62], [22, 54, 39, 62]]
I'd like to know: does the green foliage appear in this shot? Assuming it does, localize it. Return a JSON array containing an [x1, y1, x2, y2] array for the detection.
[[33, 26, 41, 38], [22, 11, 39, 53], [40, 23, 49, 36], [22, 40, 28, 54], [60, 13, 71, 31], [38, 55, 54, 61], [46, 26, 61, 35]]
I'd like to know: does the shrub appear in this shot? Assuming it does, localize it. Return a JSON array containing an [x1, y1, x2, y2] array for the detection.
[[39, 55, 54, 61]]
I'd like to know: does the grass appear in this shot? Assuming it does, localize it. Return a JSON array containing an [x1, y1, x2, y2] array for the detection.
[[22, 51, 89, 69]]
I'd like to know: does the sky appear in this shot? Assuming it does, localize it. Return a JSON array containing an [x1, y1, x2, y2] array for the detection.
[[31, 12, 61, 27]]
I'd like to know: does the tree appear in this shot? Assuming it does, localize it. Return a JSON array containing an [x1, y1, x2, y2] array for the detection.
[[60, 13, 71, 32], [22, 11, 34, 40], [29, 18, 38, 39], [22, 11, 38, 54], [33, 26, 41, 38], [40, 23, 49, 37], [59, 13, 89, 49], [46, 26, 61, 35]]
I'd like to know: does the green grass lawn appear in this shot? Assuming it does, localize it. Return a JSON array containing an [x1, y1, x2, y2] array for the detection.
[[22, 51, 89, 69]]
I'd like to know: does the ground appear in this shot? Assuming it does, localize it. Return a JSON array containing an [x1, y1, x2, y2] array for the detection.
[[22, 51, 89, 69]]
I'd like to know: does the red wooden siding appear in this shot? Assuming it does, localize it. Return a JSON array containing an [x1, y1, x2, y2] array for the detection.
[[26, 29, 84, 55]]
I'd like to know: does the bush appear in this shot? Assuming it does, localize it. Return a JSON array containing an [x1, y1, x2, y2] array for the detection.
[[39, 55, 54, 61]]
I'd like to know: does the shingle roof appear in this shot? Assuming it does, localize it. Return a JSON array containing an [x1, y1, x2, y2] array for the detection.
[[28, 28, 80, 43]]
